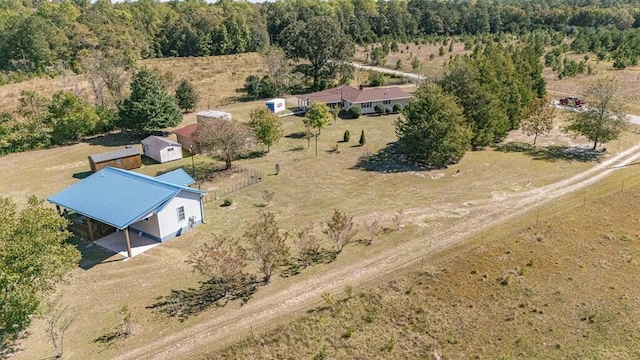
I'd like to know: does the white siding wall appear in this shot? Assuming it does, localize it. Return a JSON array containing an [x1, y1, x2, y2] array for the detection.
[[142, 144, 163, 163], [159, 145, 183, 163], [130, 214, 162, 240], [157, 191, 203, 240]]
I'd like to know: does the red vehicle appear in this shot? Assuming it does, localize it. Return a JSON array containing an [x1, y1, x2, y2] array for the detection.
[[559, 97, 585, 107]]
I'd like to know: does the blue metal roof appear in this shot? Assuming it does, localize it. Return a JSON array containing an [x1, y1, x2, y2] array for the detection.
[[155, 168, 196, 187], [47, 167, 204, 229]]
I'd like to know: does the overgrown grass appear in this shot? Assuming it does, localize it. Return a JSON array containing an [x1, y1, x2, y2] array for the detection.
[[207, 184, 640, 359], [5, 54, 640, 360]]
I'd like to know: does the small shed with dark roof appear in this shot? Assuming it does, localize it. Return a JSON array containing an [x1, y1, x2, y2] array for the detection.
[[88, 146, 142, 173], [172, 124, 199, 154], [141, 135, 183, 163]]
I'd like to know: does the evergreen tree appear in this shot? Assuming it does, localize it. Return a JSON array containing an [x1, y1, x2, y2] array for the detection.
[[175, 79, 199, 113], [395, 83, 472, 168], [359, 130, 365, 146], [119, 68, 182, 132]]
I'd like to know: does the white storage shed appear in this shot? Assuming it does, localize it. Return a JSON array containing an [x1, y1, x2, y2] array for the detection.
[[141, 136, 183, 163], [196, 110, 232, 123], [266, 98, 286, 113]]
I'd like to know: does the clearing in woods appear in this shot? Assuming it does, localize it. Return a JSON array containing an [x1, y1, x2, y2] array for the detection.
[[3, 52, 640, 359]]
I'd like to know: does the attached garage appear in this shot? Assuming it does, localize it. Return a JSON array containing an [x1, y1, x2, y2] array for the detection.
[[141, 135, 183, 163]]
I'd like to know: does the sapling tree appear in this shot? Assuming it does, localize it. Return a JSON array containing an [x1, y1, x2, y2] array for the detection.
[[323, 209, 358, 253], [244, 212, 289, 283]]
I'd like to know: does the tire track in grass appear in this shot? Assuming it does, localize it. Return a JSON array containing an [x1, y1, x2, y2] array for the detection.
[[116, 143, 640, 360]]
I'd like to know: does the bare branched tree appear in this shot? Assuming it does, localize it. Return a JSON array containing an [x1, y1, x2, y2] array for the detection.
[[294, 223, 322, 267], [392, 209, 404, 230], [364, 217, 383, 245], [323, 209, 358, 253], [43, 297, 74, 359]]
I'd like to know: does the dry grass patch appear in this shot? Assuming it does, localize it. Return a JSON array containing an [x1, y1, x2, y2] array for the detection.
[[207, 180, 640, 359]]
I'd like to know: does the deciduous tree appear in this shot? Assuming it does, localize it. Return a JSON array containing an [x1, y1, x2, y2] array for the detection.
[[248, 108, 284, 153], [521, 97, 555, 145], [281, 16, 355, 90], [304, 101, 331, 157], [189, 235, 246, 281], [193, 120, 253, 170], [244, 212, 289, 283], [188, 234, 247, 299], [48, 91, 100, 145], [294, 223, 322, 267], [0, 196, 80, 351], [395, 83, 472, 168], [565, 76, 628, 150], [323, 209, 357, 253], [119, 67, 182, 132]]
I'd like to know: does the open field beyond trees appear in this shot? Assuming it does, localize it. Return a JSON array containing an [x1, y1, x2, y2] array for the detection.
[[2, 51, 640, 359]]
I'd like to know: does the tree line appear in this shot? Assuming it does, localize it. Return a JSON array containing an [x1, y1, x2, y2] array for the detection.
[[0, 68, 198, 156], [1, 0, 640, 81]]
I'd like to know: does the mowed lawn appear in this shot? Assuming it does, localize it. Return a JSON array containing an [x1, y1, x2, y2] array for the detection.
[[7, 95, 640, 359]]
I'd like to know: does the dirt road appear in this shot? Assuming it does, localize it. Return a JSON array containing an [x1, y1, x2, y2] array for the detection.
[[114, 142, 640, 360]]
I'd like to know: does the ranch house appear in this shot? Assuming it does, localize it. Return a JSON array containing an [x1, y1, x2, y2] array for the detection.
[[297, 85, 413, 115], [48, 167, 205, 258]]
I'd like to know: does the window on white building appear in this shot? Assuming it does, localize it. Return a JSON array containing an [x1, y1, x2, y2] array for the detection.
[[361, 102, 372, 108], [383, 100, 391, 105], [177, 206, 185, 222]]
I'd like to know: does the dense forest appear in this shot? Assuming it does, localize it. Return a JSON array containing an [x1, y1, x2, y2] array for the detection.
[[1, 0, 640, 80], [0, 0, 639, 156]]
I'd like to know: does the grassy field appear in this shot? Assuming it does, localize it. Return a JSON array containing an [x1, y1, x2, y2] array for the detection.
[[0, 53, 265, 113], [7, 105, 640, 359], [2, 52, 640, 359], [208, 171, 640, 359]]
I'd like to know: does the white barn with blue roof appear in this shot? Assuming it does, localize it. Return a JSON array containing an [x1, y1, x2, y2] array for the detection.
[[48, 167, 205, 258]]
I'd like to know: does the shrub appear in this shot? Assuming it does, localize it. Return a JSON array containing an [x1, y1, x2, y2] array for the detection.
[[438, 46, 445, 56], [393, 103, 404, 112], [429, 53, 435, 61], [411, 57, 421, 69], [374, 104, 385, 115], [368, 71, 385, 87], [385, 107, 393, 114], [359, 130, 365, 146], [343, 130, 350, 142], [348, 106, 361, 119], [395, 59, 403, 69], [223, 198, 233, 207]]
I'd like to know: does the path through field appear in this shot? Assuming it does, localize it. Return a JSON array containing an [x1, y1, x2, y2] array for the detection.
[[115, 142, 640, 360]]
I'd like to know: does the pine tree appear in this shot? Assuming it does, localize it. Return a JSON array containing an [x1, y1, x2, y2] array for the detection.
[[175, 79, 199, 113], [359, 130, 365, 146], [396, 84, 472, 168], [119, 68, 182, 132]]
